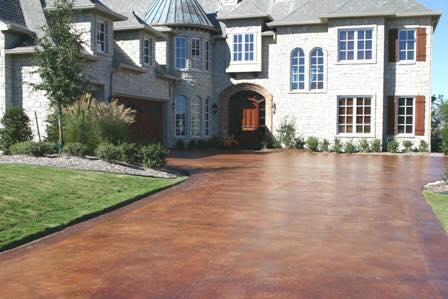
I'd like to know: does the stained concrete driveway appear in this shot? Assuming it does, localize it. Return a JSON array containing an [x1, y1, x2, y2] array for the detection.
[[0, 151, 448, 298]]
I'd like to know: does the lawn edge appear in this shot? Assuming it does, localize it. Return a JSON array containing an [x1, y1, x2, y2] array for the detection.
[[0, 176, 188, 252], [422, 190, 448, 233]]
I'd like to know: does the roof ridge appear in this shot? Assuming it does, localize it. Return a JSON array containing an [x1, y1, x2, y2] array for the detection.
[[276, 0, 312, 22]]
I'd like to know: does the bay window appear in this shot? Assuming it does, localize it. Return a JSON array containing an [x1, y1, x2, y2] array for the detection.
[[232, 33, 255, 62]]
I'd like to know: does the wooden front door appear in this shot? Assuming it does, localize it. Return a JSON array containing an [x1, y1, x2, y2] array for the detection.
[[229, 92, 265, 149]]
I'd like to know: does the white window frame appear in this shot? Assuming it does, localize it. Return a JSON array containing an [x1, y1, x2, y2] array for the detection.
[[310, 48, 324, 90], [396, 97, 415, 136], [191, 38, 202, 70], [175, 37, 187, 70], [143, 38, 153, 66], [338, 28, 374, 62], [291, 48, 305, 90], [175, 95, 187, 137], [232, 34, 243, 62], [232, 33, 255, 62], [398, 29, 416, 62], [244, 33, 255, 61], [96, 20, 107, 53], [337, 96, 373, 136], [190, 96, 202, 137]]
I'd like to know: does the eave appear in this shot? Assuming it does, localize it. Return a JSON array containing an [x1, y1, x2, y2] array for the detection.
[[114, 24, 168, 40], [45, 4, 127, 21]]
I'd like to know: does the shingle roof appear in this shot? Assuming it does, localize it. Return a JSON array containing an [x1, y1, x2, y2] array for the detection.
[[143, 0, 215, 29], [0, 0, 26, 26], [44, 0, 126, 21], [217, 0, 273, 20]]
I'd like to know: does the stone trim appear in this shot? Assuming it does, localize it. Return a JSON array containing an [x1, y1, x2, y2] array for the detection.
[[219, 83, 273, 136]]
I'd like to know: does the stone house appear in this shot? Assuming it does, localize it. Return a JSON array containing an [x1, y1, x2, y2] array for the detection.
[[0, 0, 442, 149]]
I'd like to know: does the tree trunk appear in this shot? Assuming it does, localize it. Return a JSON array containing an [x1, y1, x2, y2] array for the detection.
[[57, 104, 63, 155]]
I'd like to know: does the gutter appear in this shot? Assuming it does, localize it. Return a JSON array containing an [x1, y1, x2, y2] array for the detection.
[[217, 14, 273, 22], [114, 63, 148, 74], [114, 24, 168, 40], [5, 46, 37, 55]]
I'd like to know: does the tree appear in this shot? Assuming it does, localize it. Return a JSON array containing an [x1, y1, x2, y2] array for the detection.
[[0, 107, 33, 153], [432, 95, 448, 153], [34, 0, 85, 152]]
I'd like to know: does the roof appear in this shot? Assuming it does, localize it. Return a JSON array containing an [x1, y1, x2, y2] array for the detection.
[[217, 0, 273, 20], [143, 0, 215, 30], [44, 0, 127, 21], [0, 0, 26, 27]]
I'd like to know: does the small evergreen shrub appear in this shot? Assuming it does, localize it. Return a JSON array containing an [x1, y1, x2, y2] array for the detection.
[[344, 141, 358, 154], [141, 143, 168, 169], [196, 139, 208, 150], [95, 143, 121, 162], [418, 140, 429, 152], [41, 142, 59, 155], [306, 136, 319, 152], [319, 139, 330, 152], [207, 136, 223, 148], [295, 136, 305, 149], [277, 119, 297, 149], [332, 138, 343, 153], [358, 139, 370, 152], [402, 140, 414, 152], [187, 139, 197, 150], [261, 132, 281, 149], [387, 138, 400, 153], [64, 143, 88, 157], [176, 139, 185, 150], [371, 139, 382, 152], [0, 107, 33, 153], [10, 141, 48, 157], [117, 143, 141, 163]]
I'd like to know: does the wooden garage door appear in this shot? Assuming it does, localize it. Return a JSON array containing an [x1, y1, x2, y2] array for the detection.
[[118, 98, 163, 144]]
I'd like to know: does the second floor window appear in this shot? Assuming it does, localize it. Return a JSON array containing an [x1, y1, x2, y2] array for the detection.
[[399, 29, 415, 61], [233, 33, 255, 62], [205, 41, 211, 71], [175, 37, 187, 70], [96, 21, 106, 53], [291, 48, 305, 90], [191, 38, 202, 70], [339, 29, 373, 61], [310, 48, 324, 90], [143, 39, 153, 66]]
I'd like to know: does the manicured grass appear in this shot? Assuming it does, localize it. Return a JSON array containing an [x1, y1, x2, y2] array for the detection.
[[424, 191, 448, 233], [0, 164, 186, 250]]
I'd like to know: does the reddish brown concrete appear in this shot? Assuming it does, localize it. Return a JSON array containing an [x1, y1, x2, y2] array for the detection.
[[1, 151, 448, 298]]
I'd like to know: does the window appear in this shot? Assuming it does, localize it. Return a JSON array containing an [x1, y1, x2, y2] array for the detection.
[[339, 29, 373, 61], [205, 97, 211, 136], [397, 97, 414, 134], [233, 34, 243, 61], [205, 41, 211, 71], [338, 97, 372, 134], [244, 33, 255, 61], [191, 96, 202, 137], [310, 48, 324, 90], [143, 39, 153, 66], [399, 29, 415, 61], [291, 48, 305, 90], [175, 37, 187, 70], [96, 20, 106, 53], [191, 38, 202, 70], [175, 96, 187, 137]]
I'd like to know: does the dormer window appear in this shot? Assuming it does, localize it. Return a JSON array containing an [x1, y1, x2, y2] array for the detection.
[[96, 20, 106, 53], [143, 38, 153, 66]]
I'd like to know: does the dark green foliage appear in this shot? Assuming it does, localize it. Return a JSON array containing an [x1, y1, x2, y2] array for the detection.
[[207, 136, 223, 148], [64, 143, 88, 157], [402, 140, 414, 152], [141, 143, 168, 169], [387, 138, 400, 153], [0, 107, 33, 153], [277, 119, 297, 148], [344, 141, 358, 154], [332, 138, 343, 153], [358, 139, 370, 152], [295, 136, 305, 149], [10, 141, 56, 157], [370, 139, 382, 152], [45, 112, 60, 143], [306, 137, 319, 152], [196, 139, 208, 150], [95, 143, 121, 162], [418, 140, 429, 152], [261, 131, 281, 149], [117, 143, 141, 164], [187, 139, 197, 150], [176, 139, 185, 150], [319, 139, 330, 152], [442, 129, 448, 154]]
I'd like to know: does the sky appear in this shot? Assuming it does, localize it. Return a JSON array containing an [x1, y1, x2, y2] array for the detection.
[[419, 0, 447, 96]]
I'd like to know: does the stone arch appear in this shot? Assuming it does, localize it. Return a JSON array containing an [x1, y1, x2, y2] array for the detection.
[[219, 83, 273, 136]]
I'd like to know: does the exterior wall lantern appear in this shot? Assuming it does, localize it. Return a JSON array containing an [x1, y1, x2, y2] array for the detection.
[[272, 102, 277, 114], [212, 102, 218, 114]]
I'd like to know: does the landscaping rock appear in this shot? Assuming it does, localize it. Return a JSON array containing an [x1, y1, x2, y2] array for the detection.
[[424, 181, 448, 194]]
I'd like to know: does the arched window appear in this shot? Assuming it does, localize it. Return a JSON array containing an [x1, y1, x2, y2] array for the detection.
[[204, 97, 211, 136], [191, 96, 202, 137], [291, 48, 305, 90], [310, 48, 324, 90], [175, 95, 187, 137]]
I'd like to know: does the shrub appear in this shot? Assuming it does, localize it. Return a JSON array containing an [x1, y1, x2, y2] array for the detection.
[[319, 139, 330, 152], [117, 143, 141, 163], [176, 139, 185, 150], [358, 139, 370, 152], [45, 112, 60, 143], [402, 140, 414, 152], [442, 128, 448, 154], [187, 139, 197, 150], [40, 142, 59, 155], [387, 138, 400, 153], [64, 96, 97, 152], [332, 138, 343, 153], [95, 143, 121, 162], [277, 119, 297, 148], [10, 141, 50, 157], [418, 140, 429, 152], [371, 139, 382, 152], [141, 143, 168, 169], [344, 141, 358, 154], [306, 136, 319, 152], [295, 136, 305, 149], [261, 132, 281, 149], [196, 139, 208, 150], [0, 107, 33, 153], [207, 136, 223, 148], [64, 143, 88, 157]]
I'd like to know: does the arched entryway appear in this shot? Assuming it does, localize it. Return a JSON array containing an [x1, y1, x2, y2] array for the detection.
[[219, 83, 273, 149]]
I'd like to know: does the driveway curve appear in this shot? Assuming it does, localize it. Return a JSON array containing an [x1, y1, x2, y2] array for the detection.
[[0, 151, 448, 299]]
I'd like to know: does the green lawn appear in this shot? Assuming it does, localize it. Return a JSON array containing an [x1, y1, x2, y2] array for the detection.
[[424, 191, 448, 233], [0, 164, 186, 250]]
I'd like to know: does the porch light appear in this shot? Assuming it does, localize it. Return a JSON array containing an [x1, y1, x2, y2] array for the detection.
[[272, 102, 277, 114], [212, 102, 218, 114]]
